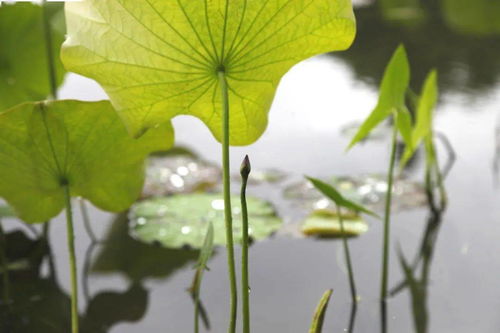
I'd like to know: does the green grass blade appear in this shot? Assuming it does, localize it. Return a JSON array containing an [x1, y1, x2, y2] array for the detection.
[[308, 289, 333, 333]]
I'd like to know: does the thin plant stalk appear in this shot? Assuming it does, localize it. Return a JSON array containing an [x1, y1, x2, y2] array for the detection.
[[0, 219, 10, 308], [79, 199, 98, 243], [240, 155, 251, 333], [41, 0, 58, 100], [194, 277, 200, 333], [380, 124, 398, 300], [217, 70, 238, 333], [64, 185, 79, 333], [334, 203, 357, 304], [347, 301, 358, 333]]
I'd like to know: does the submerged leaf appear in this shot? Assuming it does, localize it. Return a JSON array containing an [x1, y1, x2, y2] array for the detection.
[[62, 0, 356, 144], [0, 2, 65, 110], [301, 210, 369, 237], [130, 193, 282, 249], [0, 100, 173, 223], [309, 289, 333, 333], [347, 45, 410, 149]]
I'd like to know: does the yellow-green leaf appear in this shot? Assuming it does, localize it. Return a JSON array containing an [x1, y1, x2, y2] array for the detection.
[[347, 45, 410, 149], [61, 0, 356, 145], [400, 70, 438, 165], [0, 100, 173, 223]]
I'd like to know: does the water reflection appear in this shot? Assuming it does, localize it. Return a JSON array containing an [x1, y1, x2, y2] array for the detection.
[[0, 228, 70, 332], [335, 0, 500, 95], [92, 213, 199, 282], [388, 203, 446, 333], [0, 213, 205, 333]]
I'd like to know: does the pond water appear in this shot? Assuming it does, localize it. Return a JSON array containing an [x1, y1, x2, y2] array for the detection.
[[2, 0, 500, 332]]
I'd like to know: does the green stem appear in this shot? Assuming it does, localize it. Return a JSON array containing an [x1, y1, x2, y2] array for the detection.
[[194, 306, 199, 333], [335, 204, 357, 304], [79, 199, 98, 243], [42, 0, 58, 100], [218, 70, 238, 333], [240, 157, 251, 333], [380, 124, 398, 300], [64, 185, 79, 333], [0, 219, 10, 308], [194, 271, 200, 333]]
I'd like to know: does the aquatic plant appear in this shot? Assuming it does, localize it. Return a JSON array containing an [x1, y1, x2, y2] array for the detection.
[[190, 222, 214, 333], [240, 155, 251, 333], [0, 100, 172, 332], [401, 70, 449, 210], [347, 45, 412, 301], [308, 289, 333, 333], [307, 177, 377, 305], [61, 1, 357, 331]]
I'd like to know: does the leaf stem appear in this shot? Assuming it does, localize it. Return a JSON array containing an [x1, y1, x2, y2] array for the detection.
[[41, 0, 58, 100], [240, 155, 251, 333], [0, 219, 10, 308], [335, 204, 357, 305], [217, 70, 238, 333], [194, 279, 200, 333], [380, 124, 398, 300], [79, 199, 98, 243], [64, 185, 79, 333]]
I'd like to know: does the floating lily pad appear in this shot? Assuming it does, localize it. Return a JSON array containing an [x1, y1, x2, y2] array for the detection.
[[301, 210, 369, 238], [130, 193, 282, 249], [143, 155, 221, 198]]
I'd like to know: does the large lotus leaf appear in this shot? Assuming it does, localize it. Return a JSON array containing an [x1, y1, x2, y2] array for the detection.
[[61, 0, 356, 144], [441, 0, 500, 36], [0, 100, 173, 223], [130, 193, 282, 248], [0, 2, 66, 110]]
